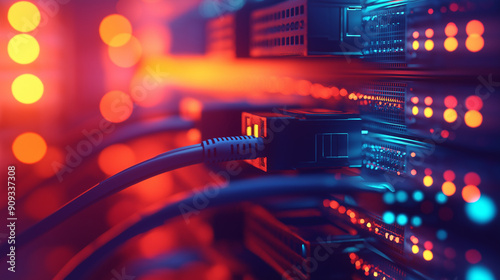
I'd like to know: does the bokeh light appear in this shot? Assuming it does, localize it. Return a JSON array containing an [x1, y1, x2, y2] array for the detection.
[[8, 1, 41, 32], [412, 106, 419, 115], [466, 35, 484, 52], [444, 96, 457, 108], [464, 172, 481, 186], [396, 190, 408, 203], [396, 214, 408, 226], [413, 190, 424, 202], [412, 41, 419, 50], [99, 14, 132, 47], [412, 31, 419, 39], [464, 110, 482, 128], [12, 132, 47, 164], [425, 29, 434, 38], [98, 144, 136, 176], [445, 22, 458, 37], [424, 107, 433, 118], [108, 36, 143, 68], [99, 90, 134, 123], [435, 192, 448, 204], [443, 108, 457, 123], [382, 211, 395, 224], [423, 175, 433, 187], [465, 96, 483, 111], [462, 185, 481, 203], [424, 40, 434, 51], [436, 229, 448, 240], [465, 249, 482, 264], [444, 37, 458, 52], [442, 181, 456, 196], [8, 34, 40, 64], [465, 195, 496, 224], [424, 96, 433, 106], [466, 20, 484, 36], [423, 250, 433, 261], [465, 265, 495, 280], [443, 170, 455, 181], [383, 192, 395, 204], [411, 216, 422, 227], [12, 74, 44, 104], [412, 245, 419, 254]]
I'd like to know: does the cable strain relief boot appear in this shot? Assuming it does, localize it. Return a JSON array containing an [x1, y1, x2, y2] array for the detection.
[[203, 136, 265, 163]]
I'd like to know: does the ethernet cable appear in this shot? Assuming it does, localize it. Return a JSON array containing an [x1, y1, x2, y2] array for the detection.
[[55, 174, 392, 280], [4, 116, 194, 215], [8, 136, 264, 252]]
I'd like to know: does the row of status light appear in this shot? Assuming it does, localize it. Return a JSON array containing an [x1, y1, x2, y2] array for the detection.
[[412, 20, 484, 53], [8, 2, 47, 165]]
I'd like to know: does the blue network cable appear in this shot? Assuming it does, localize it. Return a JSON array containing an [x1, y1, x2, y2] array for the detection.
[[55, 174, 391, 280], [5, 136, 263, 254]]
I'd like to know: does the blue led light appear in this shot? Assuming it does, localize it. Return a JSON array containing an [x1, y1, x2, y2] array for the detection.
[[465, 195, 497, 225], [436, 229, 448, 240], [412, 190, 424, 202], [435, 192, 448, 204], [396, 214, 408, 226], [466, 265, 495, 280], [383, 192, 395, 204], [411, 216, 422, 227], [396, 190, 408, 203], [383, 211, 395, 224]]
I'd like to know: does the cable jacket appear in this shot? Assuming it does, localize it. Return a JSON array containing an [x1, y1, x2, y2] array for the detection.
[[55, 174, 390, 280]]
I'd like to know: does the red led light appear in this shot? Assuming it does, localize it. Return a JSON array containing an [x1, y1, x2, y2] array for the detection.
[[444, 95, 457, 108]]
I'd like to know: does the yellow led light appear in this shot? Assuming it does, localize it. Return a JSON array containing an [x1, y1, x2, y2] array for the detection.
[[246, 126, 252, 136], [12, 74, 44, 104], [412, 245, 419, 254], [254, 124, 259, 138], [8, 1, 41, 32], [8, 34, 40, 64]]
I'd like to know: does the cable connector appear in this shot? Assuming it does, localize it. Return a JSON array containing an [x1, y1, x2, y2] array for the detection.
[[242, 108, 362, 171], [202, 136, 265, 163]]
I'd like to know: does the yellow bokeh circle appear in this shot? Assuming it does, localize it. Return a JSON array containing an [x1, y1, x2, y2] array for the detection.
[[12, 74, 44, 104], [8, 1, 41, 32], [8, 34, 40, 64]]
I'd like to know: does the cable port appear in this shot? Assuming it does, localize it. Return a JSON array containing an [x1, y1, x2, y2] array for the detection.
[[242, 108, 362, 171]]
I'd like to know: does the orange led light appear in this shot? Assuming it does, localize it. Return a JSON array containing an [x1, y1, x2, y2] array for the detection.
[[330, 200, 339, 209], [412, 31, 419, 39], [464, 110, 483, 128], [466, 34, 484, 52], [99, 14, 132, 47], [425, 29, 434, 38], [99, 90, 134, 123], [462, 185, 481, 203], [466, 20, 484, 36], [411, 96, 419, 104], [98, 144, 136, 176], [445, 23, 458, 37], [12, 132, 47, 164], [442, 182, 456, 196]]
